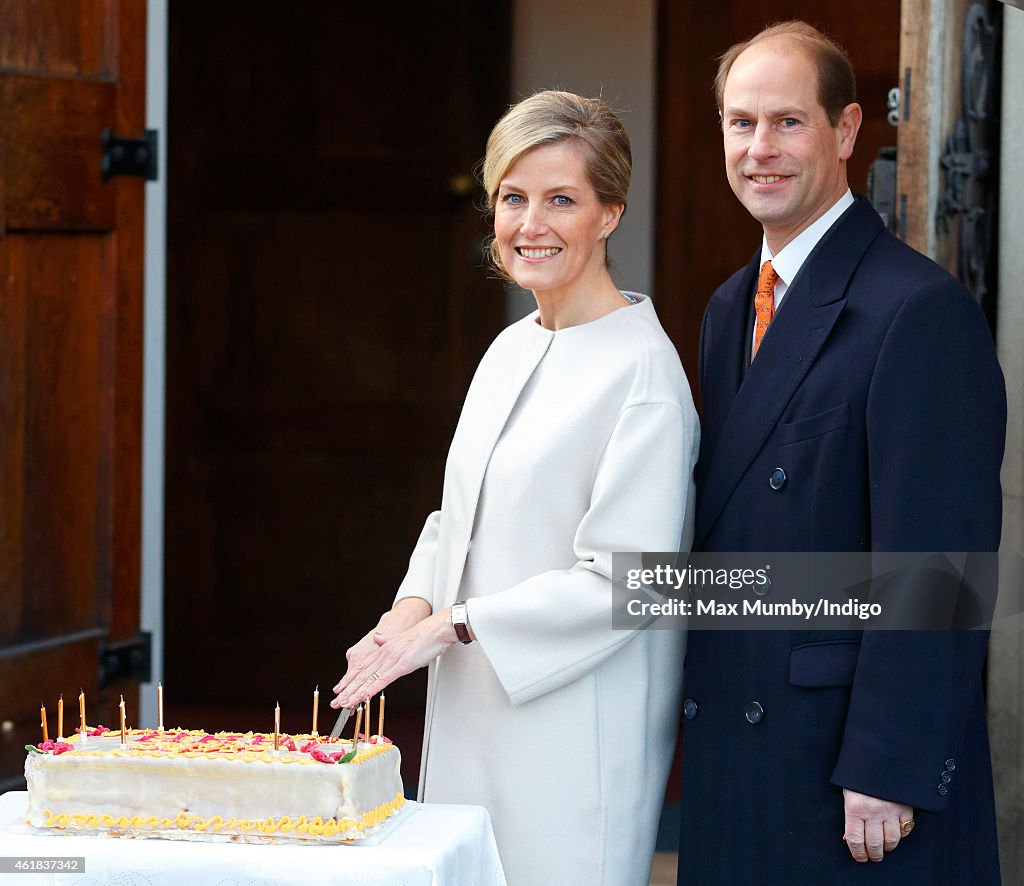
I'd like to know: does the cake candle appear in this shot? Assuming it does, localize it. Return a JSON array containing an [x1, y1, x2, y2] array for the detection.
[[157, 682, 164, 731], [352, 705, 363, 751], [119, 695, 126, 745], [274, 702, 280, 751], [79, 689, 86, 735], [312, 686, 319, 737], [378, 693, 385, 743], [365, 699, 371, 741], [57, 695, 64, 740], [40, 703, 48, 743]]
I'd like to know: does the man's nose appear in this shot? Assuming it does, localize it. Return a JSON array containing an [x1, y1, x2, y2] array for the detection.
[[747, 123, 779, 161]]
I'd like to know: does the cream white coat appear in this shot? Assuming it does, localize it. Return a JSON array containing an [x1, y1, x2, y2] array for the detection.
[[394, 296, 698, 886]]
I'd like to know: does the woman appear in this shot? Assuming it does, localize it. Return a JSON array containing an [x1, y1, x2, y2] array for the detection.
[[333, 90, 698, 886]]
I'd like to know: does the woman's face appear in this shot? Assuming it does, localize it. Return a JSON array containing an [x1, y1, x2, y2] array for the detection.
[[494, 141, 621, 298]]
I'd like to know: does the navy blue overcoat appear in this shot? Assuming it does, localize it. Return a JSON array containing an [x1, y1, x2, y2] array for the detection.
[[678, 198, 1006, 885]]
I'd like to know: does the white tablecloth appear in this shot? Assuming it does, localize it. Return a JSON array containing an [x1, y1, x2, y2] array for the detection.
[[0, 792, 506, 886]]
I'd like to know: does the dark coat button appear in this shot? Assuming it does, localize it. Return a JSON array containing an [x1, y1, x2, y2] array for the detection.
[[683, 698, 699, 720], [769, 468, 787, 490], [941, 771, 952, 784], [937, 783, 949, 796], [945, 758, 956, 771], [745, 701, 765, 724]]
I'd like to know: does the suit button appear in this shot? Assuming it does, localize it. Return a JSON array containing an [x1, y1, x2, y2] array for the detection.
[[683, 698, 699, 720], [941, 771, 952, 784], [937, 783, 949, 796], [769, 468, 787, 490], [744, 701, 765, 724], [945, 758, 956, 771]]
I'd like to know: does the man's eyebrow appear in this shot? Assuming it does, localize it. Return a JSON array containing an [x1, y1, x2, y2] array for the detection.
[[722, 105, 810, 118]]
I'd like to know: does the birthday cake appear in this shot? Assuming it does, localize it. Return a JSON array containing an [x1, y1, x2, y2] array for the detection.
[[24, 728, 405, 843]]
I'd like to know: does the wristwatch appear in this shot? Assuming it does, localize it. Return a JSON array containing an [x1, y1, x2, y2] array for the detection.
[[451, 601, 473, 644]]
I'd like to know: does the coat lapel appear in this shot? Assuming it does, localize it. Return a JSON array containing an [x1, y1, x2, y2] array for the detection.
[[438, 320, 553, 606], [695, 199, 884, 547]]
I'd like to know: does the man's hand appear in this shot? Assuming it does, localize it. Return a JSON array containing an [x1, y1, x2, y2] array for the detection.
[[842, 788, 914, 862]]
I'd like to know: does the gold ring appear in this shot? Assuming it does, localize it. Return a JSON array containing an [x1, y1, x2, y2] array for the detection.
[[369, 672, 381, 681], [899, 819, 915, 836]]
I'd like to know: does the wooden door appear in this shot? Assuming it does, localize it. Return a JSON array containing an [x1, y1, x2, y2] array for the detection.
[[164, 3, 509, 756], [655, 2, 902, 394], [0, 1, 146, 789]]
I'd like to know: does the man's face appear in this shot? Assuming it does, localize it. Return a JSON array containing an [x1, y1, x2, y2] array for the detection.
[[721, 39, 861, 251]]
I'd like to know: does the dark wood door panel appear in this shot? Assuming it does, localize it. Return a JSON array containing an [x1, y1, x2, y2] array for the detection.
[[0, 0, 115, 76], [0, 0, 145, 788], [165, 3, 510, 743], [0, 236, 113, 647], [0, 75, 117, 231]]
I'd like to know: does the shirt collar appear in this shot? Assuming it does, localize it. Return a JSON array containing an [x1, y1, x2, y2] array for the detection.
[[759, 190, 854, 287]]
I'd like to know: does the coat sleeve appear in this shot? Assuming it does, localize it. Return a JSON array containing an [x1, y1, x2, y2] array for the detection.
[[466, 399, 698, 706], [830, 277, 1006, 812], [392, 510, 441, 607]]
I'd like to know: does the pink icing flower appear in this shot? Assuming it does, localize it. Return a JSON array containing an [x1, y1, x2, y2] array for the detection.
[[310, 748, 336, 764]]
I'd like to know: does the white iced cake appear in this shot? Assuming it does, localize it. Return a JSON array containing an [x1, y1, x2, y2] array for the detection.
[[24, 728, 405, 843]]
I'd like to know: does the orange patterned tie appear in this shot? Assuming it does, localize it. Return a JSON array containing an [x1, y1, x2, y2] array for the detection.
[[753, 260, 778, 360]]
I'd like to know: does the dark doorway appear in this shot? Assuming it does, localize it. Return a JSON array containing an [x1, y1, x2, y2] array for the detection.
[[165, 3, 510, 780]]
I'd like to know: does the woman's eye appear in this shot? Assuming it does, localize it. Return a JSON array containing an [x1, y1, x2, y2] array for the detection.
[[553, 195, 573, 206], [500, 193, 524, 205]]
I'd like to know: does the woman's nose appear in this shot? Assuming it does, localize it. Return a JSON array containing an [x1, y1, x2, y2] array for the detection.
[[519, 205, 548, 237]]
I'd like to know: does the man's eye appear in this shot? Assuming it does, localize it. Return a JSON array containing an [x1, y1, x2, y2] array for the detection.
[[780, 118, 799, 127], [732, 119, 752, 129]]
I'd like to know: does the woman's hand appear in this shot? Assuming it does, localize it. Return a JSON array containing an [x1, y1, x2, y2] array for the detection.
[[331, 606, 458, 708], [331, 598, 431, 708]]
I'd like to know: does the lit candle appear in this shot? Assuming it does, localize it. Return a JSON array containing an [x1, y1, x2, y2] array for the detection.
[[40, 703, 48, 743], [352, 705, 363, 751], [79, 689, 86, 734], [312, 686, 319, 737], [157, 682, 164, 731], [119, 695, 126, 745], [364, 700, 370, 741], [378, 693, 385, 742], [274, 702, 280, 751], [57, 695, 64, 740]]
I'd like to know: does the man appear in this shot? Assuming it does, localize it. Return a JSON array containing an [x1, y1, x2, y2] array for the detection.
[[678, 21, 1005, 885]]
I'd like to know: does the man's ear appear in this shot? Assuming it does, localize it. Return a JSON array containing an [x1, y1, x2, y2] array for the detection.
[[837, 102, 863, 161]]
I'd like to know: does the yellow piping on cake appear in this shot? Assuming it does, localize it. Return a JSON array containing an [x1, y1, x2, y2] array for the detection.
[[40, 793, 406, 839]]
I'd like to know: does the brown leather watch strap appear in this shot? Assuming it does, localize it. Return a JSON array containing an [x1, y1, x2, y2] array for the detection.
[[451, 601, 473, 644]]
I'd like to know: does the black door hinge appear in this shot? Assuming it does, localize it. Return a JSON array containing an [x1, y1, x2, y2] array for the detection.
[[98, 632, 153, 687], [102, 129, 158, 181]]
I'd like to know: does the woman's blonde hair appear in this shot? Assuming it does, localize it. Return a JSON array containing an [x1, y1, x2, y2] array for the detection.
[[480, 90, 631, 277]]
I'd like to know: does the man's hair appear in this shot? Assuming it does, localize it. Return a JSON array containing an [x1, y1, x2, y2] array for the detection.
[[714, 21, 856, 126]]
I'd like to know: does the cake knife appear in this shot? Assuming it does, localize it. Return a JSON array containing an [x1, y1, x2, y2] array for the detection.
[[328, 707, 351, 740]]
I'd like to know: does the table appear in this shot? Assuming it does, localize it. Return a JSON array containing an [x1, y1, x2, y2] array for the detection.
[[0, 792, 507, 885]]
